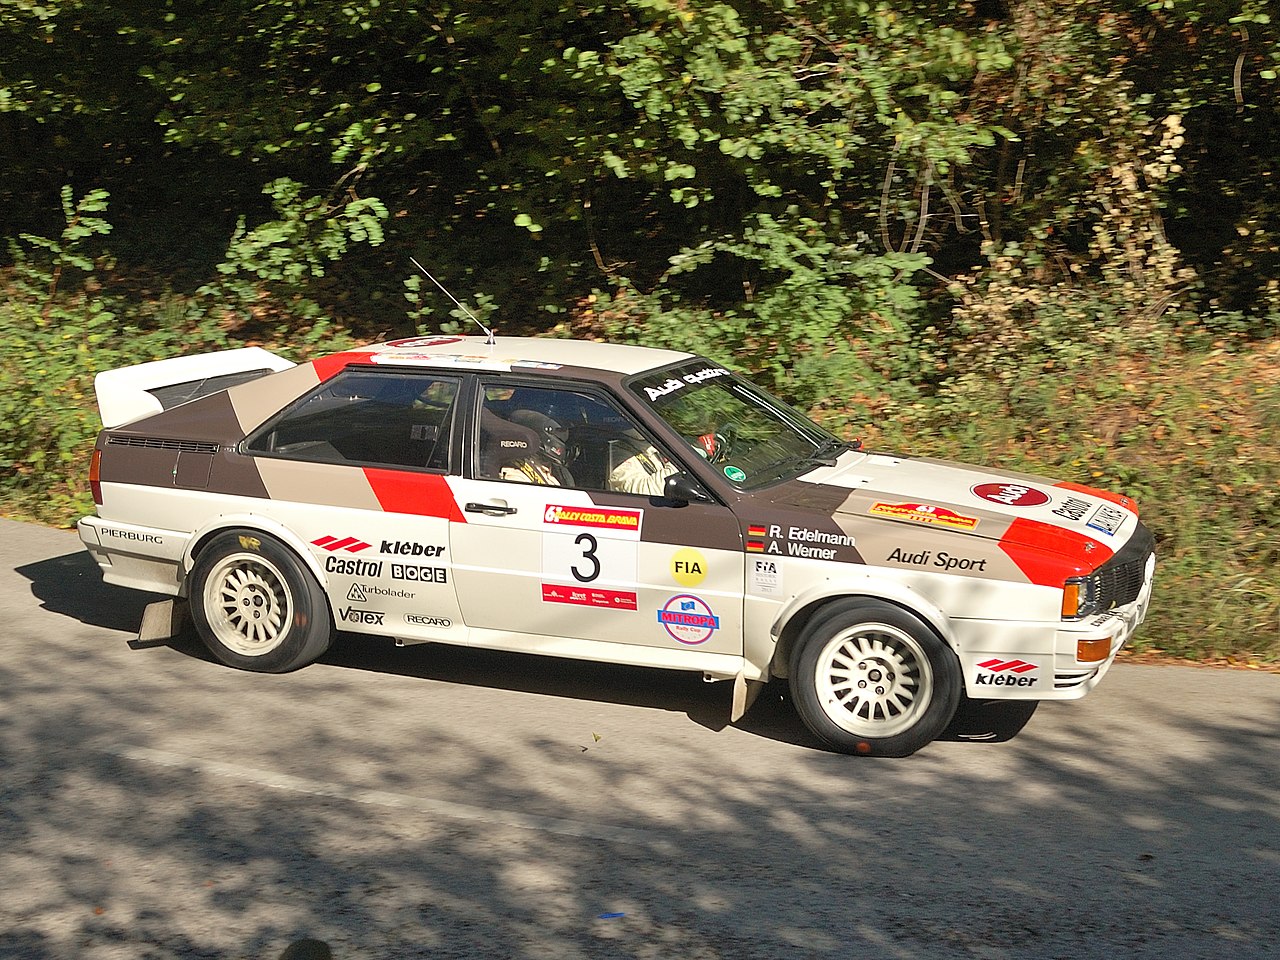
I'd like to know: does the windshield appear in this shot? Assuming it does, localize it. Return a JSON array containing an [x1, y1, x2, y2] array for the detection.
[[628, 360, 853, 489]]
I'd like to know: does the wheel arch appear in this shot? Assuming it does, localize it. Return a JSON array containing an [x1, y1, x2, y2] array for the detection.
[[766, 579, 959, 680], [181, 514, 329, 597]]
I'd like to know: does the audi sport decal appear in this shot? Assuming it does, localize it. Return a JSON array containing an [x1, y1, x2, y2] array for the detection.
[[971, 482, 1051, 507], [543, 503, 642, 536], [313, 535, 373, 553], [885, 547, 990, 573], [869, 502, 979, 531], [541, 584, 638, 610]]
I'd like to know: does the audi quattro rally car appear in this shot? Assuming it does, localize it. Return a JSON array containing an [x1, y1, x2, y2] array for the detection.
[[79, 335, 1155, 756]]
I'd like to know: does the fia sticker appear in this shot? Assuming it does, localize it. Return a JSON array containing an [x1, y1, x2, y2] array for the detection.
[[749, 557, 782, 596], [670, 547, 707, 587]]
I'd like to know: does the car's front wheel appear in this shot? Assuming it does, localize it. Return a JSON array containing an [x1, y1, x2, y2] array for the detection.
[[789, 598, 961, 757], [189, 530, 333, 673]]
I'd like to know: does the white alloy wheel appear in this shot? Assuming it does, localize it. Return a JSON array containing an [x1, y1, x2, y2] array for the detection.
[[201, 551, 294, 657], [811, 622, 932, 738]]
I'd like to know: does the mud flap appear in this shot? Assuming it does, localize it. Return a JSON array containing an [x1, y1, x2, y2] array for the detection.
[[136, 598, 189, 645], [731, 673, 766, 723]]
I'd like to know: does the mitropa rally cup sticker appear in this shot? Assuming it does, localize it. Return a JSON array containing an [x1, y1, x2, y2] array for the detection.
[[657, 595, 720, 645], [970, 482, 1051, 507], [869, 502, 979, 531], [543, 503, 642, 538]]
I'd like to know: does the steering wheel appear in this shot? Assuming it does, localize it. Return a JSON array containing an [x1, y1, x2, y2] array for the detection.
[[709, 422, 738, 463]]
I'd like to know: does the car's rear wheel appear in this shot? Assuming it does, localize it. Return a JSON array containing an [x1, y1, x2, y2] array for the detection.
[[189, 530, 333, 673], [789, 598, 961, 757]]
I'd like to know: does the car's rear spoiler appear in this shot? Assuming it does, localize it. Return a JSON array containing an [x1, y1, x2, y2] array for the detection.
[[94, 347, 296, 428]]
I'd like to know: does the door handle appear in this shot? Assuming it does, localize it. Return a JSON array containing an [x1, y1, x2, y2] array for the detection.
[[465, 501, 517, 516]]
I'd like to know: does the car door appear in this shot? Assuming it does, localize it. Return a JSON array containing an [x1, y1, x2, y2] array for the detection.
[[447, 378, 745, 655]]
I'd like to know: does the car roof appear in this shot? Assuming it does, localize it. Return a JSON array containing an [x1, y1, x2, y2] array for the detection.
[[356, 335, 696, 377]]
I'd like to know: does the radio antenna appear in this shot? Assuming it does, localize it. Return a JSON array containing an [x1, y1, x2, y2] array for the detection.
[[409, 257, 495, 345]]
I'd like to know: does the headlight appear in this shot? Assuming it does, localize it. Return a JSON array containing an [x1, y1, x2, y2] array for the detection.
[[1062, 574, 1103, 620]]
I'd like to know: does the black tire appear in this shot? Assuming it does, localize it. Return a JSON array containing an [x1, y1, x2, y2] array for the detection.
[[945, 697, 1039, 743], [789, 598, 962, 757], [188, 530, 333, 673]]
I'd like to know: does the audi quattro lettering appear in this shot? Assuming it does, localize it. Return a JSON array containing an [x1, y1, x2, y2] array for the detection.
[[79, 335, 1155, 757]]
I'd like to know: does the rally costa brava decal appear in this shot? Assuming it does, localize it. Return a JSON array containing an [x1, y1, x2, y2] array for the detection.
[[543, 503, 642, 537], [657, 595, 720, 645], [869, 502, 979, 531]]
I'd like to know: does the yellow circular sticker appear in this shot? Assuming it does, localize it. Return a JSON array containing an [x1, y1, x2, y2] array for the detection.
[[670, 548, 707, 586]]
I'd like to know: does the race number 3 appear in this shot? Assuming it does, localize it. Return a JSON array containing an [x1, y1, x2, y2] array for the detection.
[[543, 531, 637, 586]]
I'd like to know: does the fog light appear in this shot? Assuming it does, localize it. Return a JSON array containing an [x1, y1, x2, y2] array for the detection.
[[1077, 638, 1110, 663]]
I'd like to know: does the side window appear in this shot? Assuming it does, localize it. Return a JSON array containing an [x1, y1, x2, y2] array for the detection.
[[246, 370, 459, 471], [475, 383, 678, 496]]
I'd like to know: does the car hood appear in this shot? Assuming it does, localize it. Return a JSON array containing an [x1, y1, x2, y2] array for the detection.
[[768, 450, 1144, 575]]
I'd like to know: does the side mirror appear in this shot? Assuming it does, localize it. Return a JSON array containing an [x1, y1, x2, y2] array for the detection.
[[662, 472, 712, 505]]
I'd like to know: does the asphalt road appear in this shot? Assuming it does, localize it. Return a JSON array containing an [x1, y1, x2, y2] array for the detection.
[[1, 517, 1277, 960]]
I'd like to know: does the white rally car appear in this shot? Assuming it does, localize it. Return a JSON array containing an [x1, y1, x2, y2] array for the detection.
[[78, 335, 1155, 756]]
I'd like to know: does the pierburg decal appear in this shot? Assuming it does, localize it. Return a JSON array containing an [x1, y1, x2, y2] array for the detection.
[[541, 584, 638, 610], [657, 595, 720, 645], [975, 658, 1040, 687], [313, 535, 373, 553], [101, 529, 164, 544], [971, 482, 1051, 508], [543, 503, 642, 537], [870, 502, 980, 531]]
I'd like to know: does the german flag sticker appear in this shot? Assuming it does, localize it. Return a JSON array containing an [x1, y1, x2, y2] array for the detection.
[[746, 540, 765, 553], [747, 524, 768, 538]]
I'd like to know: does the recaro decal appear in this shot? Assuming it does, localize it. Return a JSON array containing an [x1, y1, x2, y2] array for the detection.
[[406, 614, 453, 627], [869, 502, 979, 531]]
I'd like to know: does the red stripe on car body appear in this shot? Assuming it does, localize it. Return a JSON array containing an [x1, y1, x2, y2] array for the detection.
[[311, 351, 378, 383], [1054, 480, 1139, 515], [997, 517, 1115, 586], [363, 469, 467, 521]]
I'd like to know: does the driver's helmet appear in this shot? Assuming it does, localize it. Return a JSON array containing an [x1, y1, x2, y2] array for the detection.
[[510, 410, 569, 465]]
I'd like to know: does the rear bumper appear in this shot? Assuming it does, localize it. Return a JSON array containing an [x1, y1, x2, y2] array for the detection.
[[77, 515, 189, 596]]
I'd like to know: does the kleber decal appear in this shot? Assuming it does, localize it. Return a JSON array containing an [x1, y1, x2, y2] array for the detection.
[[541, 584, 638, 610], [325, 555, 383, 578], [543, 504, 642, 536], [670, 548, 707, 587], [1087, 503, 1127, 535], [748, 557, 782, 596], [380, 541, 446, 557], [1052, 496, 1091, 522], [975, 658, 1040, 687], [869, 502, 979, 531], [971, 482, 1051, 507], [405, 614, 452, 628], [313, 536, 373, 553], [657, 595, 720, 645]]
